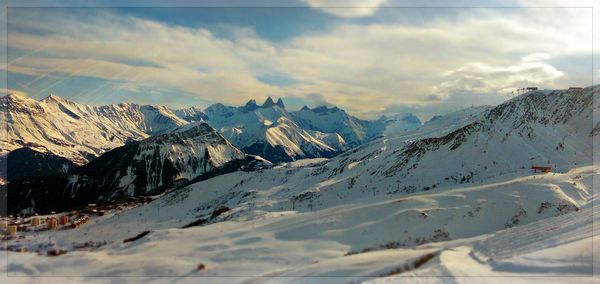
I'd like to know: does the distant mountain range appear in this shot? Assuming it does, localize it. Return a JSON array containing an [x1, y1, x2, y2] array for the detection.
[[1, 93, 187, 165], [129, 86, 595, 250], [3, 86, 597, 215], [1, 93, 421, 213], [1, 93, 422, 164]]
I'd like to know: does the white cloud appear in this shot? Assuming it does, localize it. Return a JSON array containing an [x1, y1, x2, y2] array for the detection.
[[437, 59, 565, 97], [303, 0, 387, 18], [5, 7, 593, 118], [270, 9, 589, 116], [522, 53, 551, 62], [7, 13, 282, 105], [0, 88, 28, 97]]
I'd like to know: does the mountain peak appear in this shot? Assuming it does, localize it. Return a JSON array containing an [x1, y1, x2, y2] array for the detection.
[[168, 122, 222, 141], [401, 113, 422, 125], [3, 92, 37, 107], [241, 99, 259, 112], [276, 98, 285, 108], [40, 93, 75, 105], [262, 97, 276, 107], [312, 105, 340, 113], [379, 113, 422, 125], [6, 92, 30, 101], [41, 93, 59, 101], [300, 105, 310, 111]]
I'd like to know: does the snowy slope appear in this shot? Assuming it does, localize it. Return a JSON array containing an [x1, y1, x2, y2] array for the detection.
[[1, 87, 597, 281], [375, 199, 598, 282], [309, 130, 347, 151], [0, 93, 187, 164], [1, 166, 595, 280], [326, 87, 595, 195], [203, 98, 341, 162], [386, 106, 490, 139], [7, 122, 271, 214]]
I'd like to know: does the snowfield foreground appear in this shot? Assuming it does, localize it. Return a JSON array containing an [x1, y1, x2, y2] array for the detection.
[[1, 165, 597, 283]]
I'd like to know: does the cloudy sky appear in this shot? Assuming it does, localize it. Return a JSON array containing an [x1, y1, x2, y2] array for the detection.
[[2, 0, 596, 119]]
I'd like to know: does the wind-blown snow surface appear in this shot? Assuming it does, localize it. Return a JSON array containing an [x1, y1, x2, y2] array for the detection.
[[1, 87, 597, 282], [0, 93, 187, 164]]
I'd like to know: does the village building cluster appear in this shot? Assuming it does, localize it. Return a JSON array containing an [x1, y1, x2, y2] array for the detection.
[[1, 211, 90, 239], [2, 196, 155, 240]]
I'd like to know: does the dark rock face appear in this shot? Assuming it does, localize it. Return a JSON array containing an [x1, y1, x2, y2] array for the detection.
[[276, 98, 285, 108], [5, 147, 77, 182]]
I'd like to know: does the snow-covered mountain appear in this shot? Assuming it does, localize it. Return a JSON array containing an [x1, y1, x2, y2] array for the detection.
[[1, 92, 422, 167], [413, 105, 491, 137], [112, 86, 595, 247], [0, 93, 187, 165], [125, 85, 594, 254], [3, 87, 596, 280], [380, 113, 427, 137], [218, 87, 592, 211], [202, 98, 342, 162], [292, 105, 422, 147], [333, 87, 594, 193], [292, 105, 374, 147], [173, 106, 207, 122], [198, 97, 420, 163], [8, 122, 271, 214], [2, 87, 597, 280]]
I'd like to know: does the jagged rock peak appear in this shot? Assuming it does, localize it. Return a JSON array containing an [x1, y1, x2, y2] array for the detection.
[[262, 97, 276, 107], [276, 98, 285, 108], [40, 93, 76, 105], [241, 99, 259, 112], [41, 93, 61, 101]]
